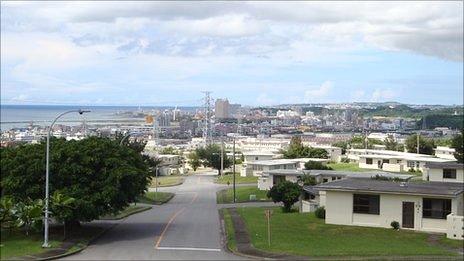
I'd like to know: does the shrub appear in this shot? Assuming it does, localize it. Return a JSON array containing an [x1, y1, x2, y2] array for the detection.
[[341, 157, 350, 163], [304, 161, 333, 170], [267, 181, 301, 212], [391, 221, 400, 230], [315, 206, 325, 219]]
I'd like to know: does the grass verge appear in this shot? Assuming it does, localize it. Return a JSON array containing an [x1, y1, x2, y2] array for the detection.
[[217, 186, 270, 204], [327, 162, 370, 172], [216, 173, 258, 184], [137, 191, 175, 205], [0, 230, 60, 260], [220, 208, 237, 252], [150, 175, 184, 187], [100, 205, 152, 220], [236, 207, 458, 257]]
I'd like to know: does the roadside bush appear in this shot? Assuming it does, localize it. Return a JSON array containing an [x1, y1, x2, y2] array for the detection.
[[391, 221, 400, 230], [341, 157, 350, 163], [315, 206, 325, 219]]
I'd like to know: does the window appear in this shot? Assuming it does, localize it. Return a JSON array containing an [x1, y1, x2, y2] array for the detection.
[[353, 194, 380, 215], [323, 178, 328, 183], [423, 198, 451, 219], [443, 169, 457, 179], [255, 156, 259, 160], [382, 159, 390, 164], [366, 158, 373, 164]]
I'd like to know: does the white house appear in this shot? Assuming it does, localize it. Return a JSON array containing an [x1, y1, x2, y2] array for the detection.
[[315, 179, 464, 240], [258, 169, 413, 190], [435, 146, 456, 160], [240, 159, 298, 177], [156, 154, 183, 175], [423, 162, 464, 183], [242, 151, 278, 163], [358, 153, 455, 173], [237, 137, 290, 153]]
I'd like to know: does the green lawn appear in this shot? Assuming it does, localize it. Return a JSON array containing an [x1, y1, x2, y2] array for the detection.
[[1, 225, 105, 260], [220, 209, 237, 251], [217, 186, 270, 204], [150, 176, 184, 187], [216, 173, 258, 184], [100, 205, 152, 220], [0, 230, 60, 259], [137, 191, 175, 205], [233, 207, 457, 257], [327, 162, 370, 172]]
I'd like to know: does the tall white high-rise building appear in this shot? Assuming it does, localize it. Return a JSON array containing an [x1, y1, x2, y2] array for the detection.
[[215, 98, 230, 119]]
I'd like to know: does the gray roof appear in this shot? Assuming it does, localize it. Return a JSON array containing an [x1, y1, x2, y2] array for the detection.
[[303, 185, 320, 195], [315, 178, 464, 197], [262, 169, 414, 181], [424, 162, 464, 169]]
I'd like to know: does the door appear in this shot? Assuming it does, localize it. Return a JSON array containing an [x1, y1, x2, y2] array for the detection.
[[402, 202, 415, 228]]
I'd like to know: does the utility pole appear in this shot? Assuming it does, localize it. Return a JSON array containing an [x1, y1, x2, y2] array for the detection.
[[220, 137, 224, 177], [416, 132, 420, 154], [232, 136, 236, 203]]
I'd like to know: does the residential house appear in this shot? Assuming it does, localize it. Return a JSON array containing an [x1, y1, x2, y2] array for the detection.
[[435, 146, 456, 160], [423, 162, 464, 183], [315, 179, 464, 240], [241, 159, 298, 177]]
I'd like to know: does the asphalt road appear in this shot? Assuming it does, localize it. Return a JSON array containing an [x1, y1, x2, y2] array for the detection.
[[63, 173, 245, 260]]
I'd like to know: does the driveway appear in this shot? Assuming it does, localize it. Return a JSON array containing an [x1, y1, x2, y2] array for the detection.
[[63, 174, 245, 260]]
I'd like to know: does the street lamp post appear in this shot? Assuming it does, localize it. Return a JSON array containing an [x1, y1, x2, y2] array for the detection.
[[232, 136, 236, 203], [43, 109, 90, 248]]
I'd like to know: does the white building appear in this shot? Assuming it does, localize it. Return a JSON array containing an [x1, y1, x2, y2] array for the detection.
[[258, 169, 413, 191], [237, 137, 290, 153], [423, 162, 464, 183], [358, 153, 455, 173], [242, 151, 278, 163], [435, 146, 456, 160], [315, 179, 464, 239], [215, 99, 230, 119], [240, 159, 298, 177]]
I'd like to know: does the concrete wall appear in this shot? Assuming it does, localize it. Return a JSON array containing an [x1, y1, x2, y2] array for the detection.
[[425, 168, 464, 183], [446, 214, 464, 240], [323, 190, 458, 233]]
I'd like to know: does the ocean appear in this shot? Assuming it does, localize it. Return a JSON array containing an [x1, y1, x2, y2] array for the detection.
[[0, 105, 198, 130]]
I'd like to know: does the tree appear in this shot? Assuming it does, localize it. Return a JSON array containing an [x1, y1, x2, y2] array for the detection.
[[451, 130, 463, 163], [196, 144, 231, 175], [304, 161, 332, 170], [50, 191, 76, 238], [1, 136, 152, 226], [0, 196, 18, 232], [15, 199, 43, 236], [332, 141, 348, 154], [405, 134, 435, 155], [267, 181, 301, 212], [297, 174, 316, 186], [282, 136, 329, 159], [384, 135, 403, 151], [159, 146, 177, 155], [187, 151, 201, 171]]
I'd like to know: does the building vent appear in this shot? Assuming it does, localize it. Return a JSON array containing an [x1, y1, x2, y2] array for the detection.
[[399, 182, 408, 187]]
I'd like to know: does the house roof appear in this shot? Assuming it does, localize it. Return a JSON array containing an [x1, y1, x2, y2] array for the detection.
[[424, 162, 464, 169], [243, 151, 276, 156], [303, 185, 320, 195], [358, 154, 455, 163], [247, 159, 297, 166], [315, 178, 464, 197], [262, 169, 414, 180]]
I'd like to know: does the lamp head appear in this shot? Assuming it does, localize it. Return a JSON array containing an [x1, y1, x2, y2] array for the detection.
[[78, 109, 91, 115]]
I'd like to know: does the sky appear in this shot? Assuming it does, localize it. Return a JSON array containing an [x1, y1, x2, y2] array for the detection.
[[1, 1, 463, 107]]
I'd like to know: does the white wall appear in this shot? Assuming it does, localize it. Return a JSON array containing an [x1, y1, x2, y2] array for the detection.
[[425, 168, 464, 183], [323, 190, 458, 233]]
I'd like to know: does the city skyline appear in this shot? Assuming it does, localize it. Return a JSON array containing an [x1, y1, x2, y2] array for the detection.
[[1, 1, 463, 106]]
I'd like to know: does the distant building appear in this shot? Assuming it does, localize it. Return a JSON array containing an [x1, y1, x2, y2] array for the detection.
[[215, 99, 230, 119]]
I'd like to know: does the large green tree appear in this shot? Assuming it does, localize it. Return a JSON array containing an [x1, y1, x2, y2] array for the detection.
[[196, 144, 231, 175], [1, 137, 152, 225], [187, 151, 201, 171], [267, 181, 301, 212], [282, 136, 329, 159], [405, 134, 435, 155], [451, 130, 463, 163]]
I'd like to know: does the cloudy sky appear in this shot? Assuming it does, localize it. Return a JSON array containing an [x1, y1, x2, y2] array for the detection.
[[1, 1, 463, 106]]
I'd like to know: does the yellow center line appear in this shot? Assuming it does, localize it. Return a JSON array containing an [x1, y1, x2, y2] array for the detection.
[[155, 207, 185, 249]]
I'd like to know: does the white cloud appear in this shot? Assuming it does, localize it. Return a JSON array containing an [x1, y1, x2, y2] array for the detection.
[[304, 81, 333, 102], [371, 88, 397, 102]]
